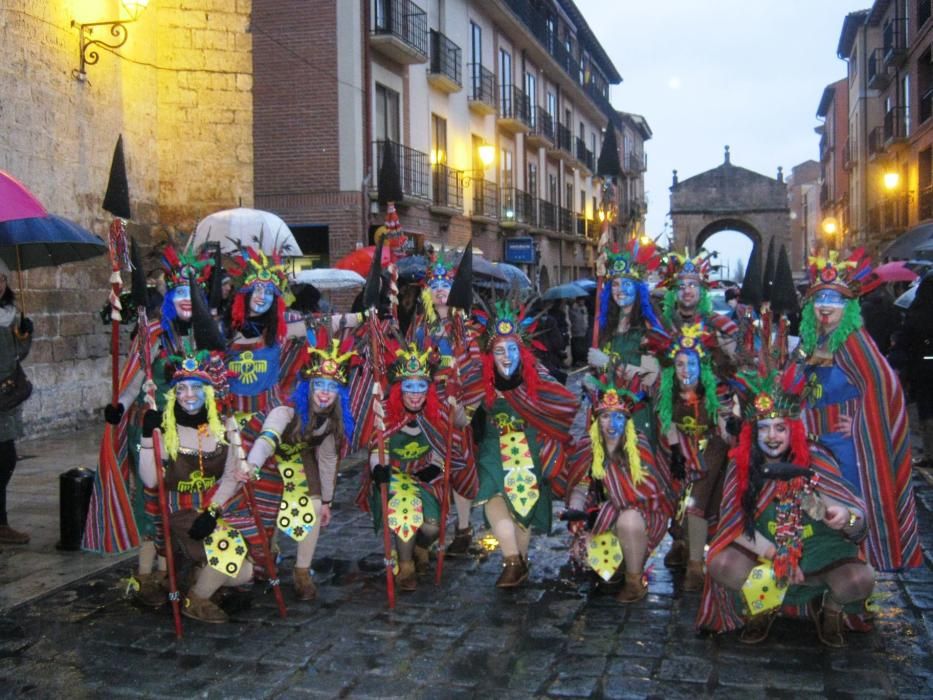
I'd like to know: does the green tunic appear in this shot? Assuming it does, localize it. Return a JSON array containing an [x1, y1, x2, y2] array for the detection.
[[475, 397, 552, 533], [369, 428, 440, 532]]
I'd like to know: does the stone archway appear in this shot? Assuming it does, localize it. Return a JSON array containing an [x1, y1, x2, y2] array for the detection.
[[669, 147, 791, 262]]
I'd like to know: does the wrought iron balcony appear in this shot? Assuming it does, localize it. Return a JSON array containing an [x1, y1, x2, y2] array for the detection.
[[374, 139, 430, 200], [867, 48, 890, 90], [575, 137, 594, 172], [883, 106, 908, 145], [467, 63, 497, 115], [472, 179, 499, 220], [556, 123, 572, 154], [576, 216, 588, 237], [527, 107, 555, 146], [625, 152, 646, 174], [501, 187, 536, 226], [431, 163, 464, 211], [498, 84, 532, 132], [538, 199, 556, 230], [371, 0, 429, 64], [882, 16, 907, 66], [868, 127, 884, 159], [428, 29, 461, 93], [557, 206, 574, 234]]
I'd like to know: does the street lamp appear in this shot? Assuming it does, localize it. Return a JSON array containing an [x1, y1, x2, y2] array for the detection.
[[883, 171, 901, 191], [72, 0, 150, 80], [821, 217, 838, 237], [478, 143, 495, 169]]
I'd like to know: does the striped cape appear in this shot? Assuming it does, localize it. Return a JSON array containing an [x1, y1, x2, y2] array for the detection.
[[805, 327, 921, 571], [696, 445, 865, 633]]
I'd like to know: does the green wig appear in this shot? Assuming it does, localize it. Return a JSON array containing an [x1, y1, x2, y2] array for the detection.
[[799, 297, 863, 355], [657, 361, 720, 434], [662, 286, 712, 326]]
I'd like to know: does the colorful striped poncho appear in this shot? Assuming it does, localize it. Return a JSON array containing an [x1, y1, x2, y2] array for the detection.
[[804, 327, 921, 571], [696, 445, 865, 633]]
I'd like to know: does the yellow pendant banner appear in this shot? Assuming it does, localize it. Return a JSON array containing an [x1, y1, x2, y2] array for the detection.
[[500, 430, 539, 517], [387, 470, 423, 542], [741, 562, 788, 615], [586, 532, 624, 582], [277, 461, 317, 542], [203, 518, 248, 578]]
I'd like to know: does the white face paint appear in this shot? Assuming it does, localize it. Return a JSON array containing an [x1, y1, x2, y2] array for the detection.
[[311, 378, 340, 411], [175, 379, 206, 415], [249, 282, 275, 315], [757, 417, 790, 460], [612, 277, 637, 308], [492, 339, 521, 378], [429, 280, 451, 308], [173, 285, 192, 321], [677, 278, 701, 310], [674, 350, 700, 389], [812, 289, 846, 333]]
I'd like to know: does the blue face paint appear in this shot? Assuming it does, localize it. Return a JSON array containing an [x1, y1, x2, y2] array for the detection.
[[612, 277, 637, 308], [401, 378, 429, 394], [249, 282, 276, 315], [172, 285, 192, 320], [311, 377, 340, 410], [428, 278, 452, 291], [493, 339, 521, 377], [175, 379, 206, 414], [311, 378, 340, 393], [675, 350, 701, 387], [603, 410, 627, 438], [813, 289, 846, 308]]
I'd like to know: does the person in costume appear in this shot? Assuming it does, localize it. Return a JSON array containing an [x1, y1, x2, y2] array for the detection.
[[588, 237, 664, 441], [799, 249, 921, 572], [360, 340, 469, 592], [650, 323, 731, 590], [697, 367, 874, 647], [233, 329, 360, 601], [563, 368, 673, 602], [469, 297, 579, 587], [99, 246, 213, 604], [408, 248, 484, 557], [138, 347, 269, 624]]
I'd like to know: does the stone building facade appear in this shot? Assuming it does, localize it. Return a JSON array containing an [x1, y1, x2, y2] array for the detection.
[[0, 1, 252, 436]]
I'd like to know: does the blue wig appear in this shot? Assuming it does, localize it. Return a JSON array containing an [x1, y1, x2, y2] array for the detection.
[[290, 379, 355, 445], [598, 279, 663, 335]]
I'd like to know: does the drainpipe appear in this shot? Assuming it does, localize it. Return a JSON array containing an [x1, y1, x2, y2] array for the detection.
[[362, 0, 372, 245]]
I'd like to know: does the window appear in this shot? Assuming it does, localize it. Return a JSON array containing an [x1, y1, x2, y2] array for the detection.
[[500, 148, 513, 189], [499, 48, 512, 110], [548, 174, 558, 204], [431, 114, 447, 164], [527, 161, 537, 197], [903, 74, 911, 137], [591, 131, 597, 158], [375, 83, 400, 142], [565, 182, 574, 211], [546, 91, 556, 119], [471, 21, 482, 65]]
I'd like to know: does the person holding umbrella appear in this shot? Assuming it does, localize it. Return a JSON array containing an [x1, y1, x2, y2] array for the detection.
[[0, 260, 33, 544]]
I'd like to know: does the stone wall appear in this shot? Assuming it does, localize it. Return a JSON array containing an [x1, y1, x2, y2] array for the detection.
[[0, 1, 252, 438]]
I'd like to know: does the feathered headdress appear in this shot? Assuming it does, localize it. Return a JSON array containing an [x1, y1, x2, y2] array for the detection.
[[228, 246, 290, 343], [604, 237, 661, 281], [161, 343, 226, 459], [420, 247, 458, 323], [657, 248, 716, 289], [290, 327, 359, 438], [161, 246, 212, 289], [805, 247, 875, 299], [383, 338, 441, 425], [583, 368, 647, 483]]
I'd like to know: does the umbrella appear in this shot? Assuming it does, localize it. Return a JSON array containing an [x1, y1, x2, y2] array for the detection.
[[0, 214, 107, 271], [894, 282, 919, 309], [334, 245, 392, 277], [880, 222, 933, 259], [571, 278, 597, 292], [0, 170, 48, 223], [476, 262, 532, 290], [873, 260, 918, 283], [542, 282, 588, 300], [188, 207, 303, 257], [396, 252, 508, 284], [292, 267, 365, 290]]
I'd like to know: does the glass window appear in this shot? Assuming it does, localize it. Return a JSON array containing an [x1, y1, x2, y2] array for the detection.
[[375, 83, 400, 142], [471, 21, 482, 65]]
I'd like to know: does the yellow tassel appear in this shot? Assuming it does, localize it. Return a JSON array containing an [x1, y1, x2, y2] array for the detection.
[[162, 392, 179, 460], [204, 386, 226, 444], [421, 287, 436, 324], [624, 419, 644, 485], [589, 420, 606, 480]]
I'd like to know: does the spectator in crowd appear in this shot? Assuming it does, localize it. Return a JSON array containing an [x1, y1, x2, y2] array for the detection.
[[569, 298, 589, 367]]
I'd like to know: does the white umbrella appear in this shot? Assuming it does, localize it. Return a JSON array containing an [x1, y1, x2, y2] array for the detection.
[[188, 207, 303, 257], [292, 268, 365, 290], [894, 281, 919, 309]]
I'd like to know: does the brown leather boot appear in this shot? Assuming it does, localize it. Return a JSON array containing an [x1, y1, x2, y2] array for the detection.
[[293, 567, 317, 601], [616, 572, 648, 603], [135, 571, 167, 608], [413, 545, 430, 576], [813, 600, 847, 648], [495, 555, 529, 588], [397, 560, 418, 592], [182, 592, 228, 623], [446, 526, 473, 557], [683, 559, 705, 592], [663, 539, 687, 568], [740, 611, 777, 644]]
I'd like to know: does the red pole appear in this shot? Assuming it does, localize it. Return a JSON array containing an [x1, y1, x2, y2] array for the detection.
[[151, 428, 184, 639], [434, 408, 455, 586], [108, 219, 125, 405], [243, 481, 287, 618]]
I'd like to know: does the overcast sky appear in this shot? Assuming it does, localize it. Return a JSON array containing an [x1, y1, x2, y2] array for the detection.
[[575, 0, 867, 277]]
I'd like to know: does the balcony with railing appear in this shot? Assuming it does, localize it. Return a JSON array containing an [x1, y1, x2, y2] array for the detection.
[[625, 151, 646, 174], [471, 179, 499, 220], [538, 200, 556, 230], [371, 0, 429, 64], [548, 122, 573, 161], [867, 48, 890, 89], [498, 85, 532, 133], [576, 216, 588, 237], [467, 63, 497, 115], [501, 187, 536, 227], [575, 137, 594, 173], [558, 206, 573, 234], [374, 140, 430, 200], [882, 16, 907, 66], [527, 107, 555, 147], [868, 127, 885, 159], [883, 106, 908, 145], [431, 163, 464, 213], [427, 29, 461, 93]]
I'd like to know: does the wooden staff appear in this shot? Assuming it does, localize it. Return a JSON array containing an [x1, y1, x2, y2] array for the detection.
[[243, 481, 288, 619], [108, 219, 127, 404]]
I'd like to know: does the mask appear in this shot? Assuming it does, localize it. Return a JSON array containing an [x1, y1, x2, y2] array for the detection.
[[674, 350, 700, 388], [677, 278, 701, 310], [172, 285, 192, 321], [175, 379, 206, 415], [249, 282, 276, 315], [599, 410, 628, 441], [493, 339, 521, 378], [311, 378, 340, 410], [612, 277, 637, 308], [757, 418, 790, 460]]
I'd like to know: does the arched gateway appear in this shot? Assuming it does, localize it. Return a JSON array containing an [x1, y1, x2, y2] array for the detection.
[[669, 147, 791, 260]]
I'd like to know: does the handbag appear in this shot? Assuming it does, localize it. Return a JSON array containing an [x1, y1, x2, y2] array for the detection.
[[0, 362, 32, 412]]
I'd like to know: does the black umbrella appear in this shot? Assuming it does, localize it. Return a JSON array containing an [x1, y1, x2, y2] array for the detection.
[[0, 215, 106, 271]]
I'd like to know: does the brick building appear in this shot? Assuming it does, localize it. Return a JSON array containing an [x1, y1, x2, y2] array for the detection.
[[252, 0, 645, 289], [816, 78, 849, 250], [0, 1, 253, 436]]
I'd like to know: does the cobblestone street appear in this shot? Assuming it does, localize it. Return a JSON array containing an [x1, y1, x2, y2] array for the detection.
[[1, 448, 932, 699]]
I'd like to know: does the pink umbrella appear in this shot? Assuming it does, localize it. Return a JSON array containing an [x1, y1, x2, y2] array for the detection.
[[873, 260, 918, 283], [0, 170, 48, 222]]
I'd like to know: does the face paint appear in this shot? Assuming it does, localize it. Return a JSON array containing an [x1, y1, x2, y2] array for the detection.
[[311, 378, 340, 410], [812, 289, 846, 332], [429, 279, 451, 307], [401, 378, 429, 412], [175, 379, 206, 415], [173, 285, 192, 321], [492, 339, 521, 378], [757, 418, 790, 460], [674, 350, 700, 389], [612, 277, 637, 308], [598, 410, 628, 442], [249, 282, 275, 315], [677, 278, 701, 310]]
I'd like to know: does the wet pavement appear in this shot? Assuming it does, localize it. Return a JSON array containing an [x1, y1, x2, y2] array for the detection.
[[1, 454, 932, 699]]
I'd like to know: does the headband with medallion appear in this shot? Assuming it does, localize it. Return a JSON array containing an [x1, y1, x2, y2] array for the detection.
[[603, 237, 661, 281], [390, 341, 439, 382], [805, 247, 874, 300], [658, 248, 715, 289], [167, 347, 215, 385], [423, 248, 457, 288], [732, 365, 807, 421], [647, 322, 718, 366], [584, 365, 647, 483], [473, 298, 540, 352], [230, 247, 290, 297], [162, 246, 212, 290], [299, 333, 359, 385]]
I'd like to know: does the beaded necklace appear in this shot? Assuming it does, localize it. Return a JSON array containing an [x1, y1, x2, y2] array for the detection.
[[772, 474, 818, 585]]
